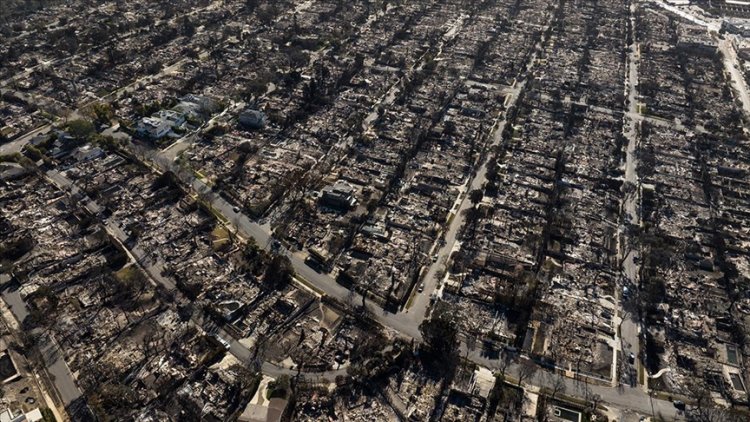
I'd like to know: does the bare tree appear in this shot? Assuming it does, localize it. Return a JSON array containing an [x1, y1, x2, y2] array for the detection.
[[587, 393, 602, 415], [464, 327, 478, 361], [497, 350, 512, 381], [548, 371, 567, 401], [141, 327, 158, 358], [686, 384, 743, 422], [516, 359, 538, 387]]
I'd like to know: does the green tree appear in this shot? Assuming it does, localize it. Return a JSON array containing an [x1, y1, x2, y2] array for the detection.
[[41, 408, 56, 422], [419, 309, 458, 362], [180, 16, 196, 37], [469, 188, 484, 205], [263, 254, 294, 290], [257, 4, 279, 25], [23, 145, 44, 161], [267, 375, 290, 399], [444, 120, 457, 136], [84, 103, 113, 126], [67, 119, 95, 140]]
